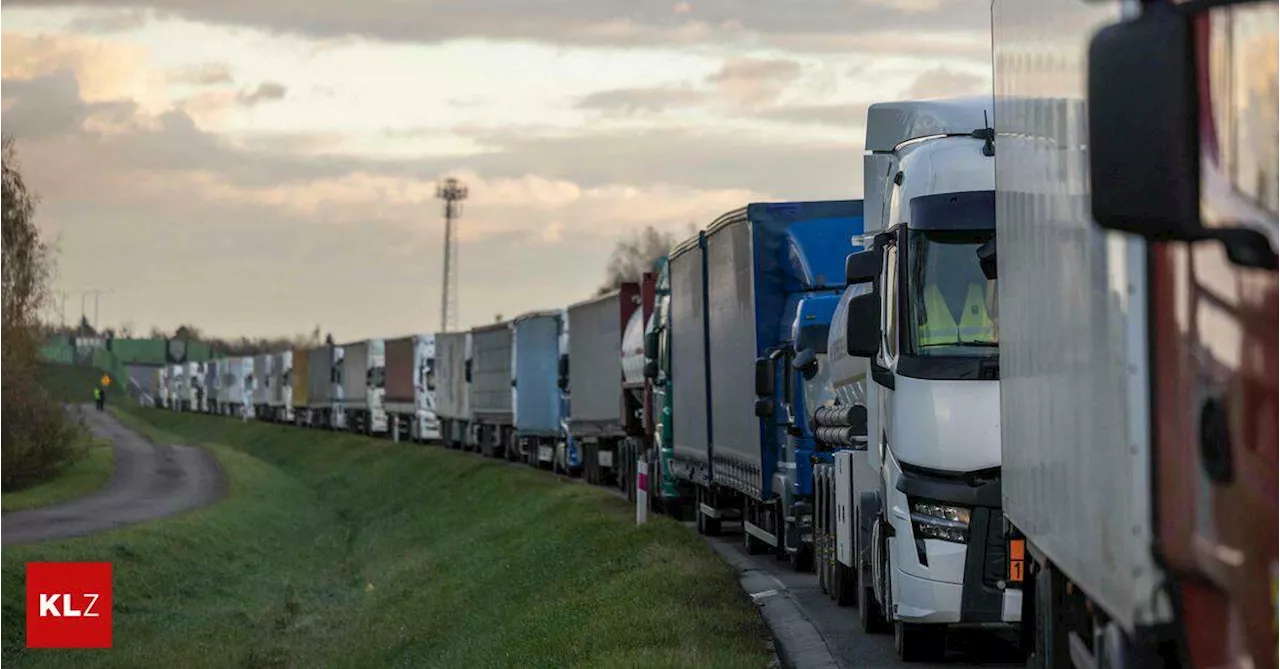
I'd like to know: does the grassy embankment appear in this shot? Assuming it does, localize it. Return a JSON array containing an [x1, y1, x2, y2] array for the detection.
[[2, 405, 771, 668]]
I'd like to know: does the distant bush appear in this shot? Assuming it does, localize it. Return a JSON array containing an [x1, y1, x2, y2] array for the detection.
[[2, 134, 82, 491]]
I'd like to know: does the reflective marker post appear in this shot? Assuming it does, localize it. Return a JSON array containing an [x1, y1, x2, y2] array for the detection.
[[636, 460, 649, 525]]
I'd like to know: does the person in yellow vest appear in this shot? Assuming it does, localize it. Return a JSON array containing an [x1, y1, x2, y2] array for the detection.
[[918, 278, 996, 347], [93, 385, 105, 411]]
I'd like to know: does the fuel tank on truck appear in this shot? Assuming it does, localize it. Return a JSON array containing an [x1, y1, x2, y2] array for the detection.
[[703, 200, 864, 500], [512, 311, 563, 437]]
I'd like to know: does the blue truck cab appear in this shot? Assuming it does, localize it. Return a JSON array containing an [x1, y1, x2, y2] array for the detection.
[[673, 200, 864, 568]]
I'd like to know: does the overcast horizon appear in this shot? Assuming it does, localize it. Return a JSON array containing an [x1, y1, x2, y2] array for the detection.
[[2, 0, 993, 341]]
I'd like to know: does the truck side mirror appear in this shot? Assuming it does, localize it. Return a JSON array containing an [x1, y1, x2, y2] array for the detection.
[[464, 359, 472, 384], [1087, 4, 1200, 242], [792, 347, 818, 381], [845, 249, 881, 285], [846, 293, 880, 358], [643, 360, 658, 380], [754, 357, 773, 396], [754, 397, 775, 418], [1087, 2, 1276, 270], [977, 238, 997, 281], [644, 330, 658, 360]]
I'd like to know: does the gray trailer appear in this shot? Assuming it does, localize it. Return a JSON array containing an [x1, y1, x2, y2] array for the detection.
[[269, 350, 293, 423], [341, 339, 387, 435], [669, 232, 711, 487], [253, 353, 272, 419], [469, 322, 514, 458], [434, 331, 472, 448], [511, 310, 564, 467], [307, 345, 346, 429], [203, 361, 219, 414], [566, 286, 639, 485]]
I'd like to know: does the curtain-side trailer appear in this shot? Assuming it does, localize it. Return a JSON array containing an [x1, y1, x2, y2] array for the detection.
[[469, 322, 514, 458], [434, 332, 472, 449]]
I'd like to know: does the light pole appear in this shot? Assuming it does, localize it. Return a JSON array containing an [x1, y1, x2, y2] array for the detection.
[[436, 177, 468, 332]]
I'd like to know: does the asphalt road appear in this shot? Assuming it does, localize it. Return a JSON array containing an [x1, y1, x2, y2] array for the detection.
[[2, 405, 226, 546], [704, 523, 1025, 669]]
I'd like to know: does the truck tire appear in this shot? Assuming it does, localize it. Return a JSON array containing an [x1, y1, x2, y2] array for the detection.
[[858, 570, 886, 633], [894, 621, 945, 662]]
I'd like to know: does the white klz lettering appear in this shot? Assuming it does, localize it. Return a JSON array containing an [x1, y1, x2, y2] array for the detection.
[[39, 593, 62, 617], [82, 593, 100, 618]]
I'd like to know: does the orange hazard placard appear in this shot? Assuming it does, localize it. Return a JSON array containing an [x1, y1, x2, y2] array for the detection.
[[100, 374, 111, 387], [1009, 539, 1026, 583]]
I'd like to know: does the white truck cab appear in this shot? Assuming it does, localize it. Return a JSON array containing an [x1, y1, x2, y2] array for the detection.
[[839, 98, 1019, 661]]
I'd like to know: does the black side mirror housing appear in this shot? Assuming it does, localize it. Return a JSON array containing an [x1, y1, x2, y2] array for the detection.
[[754, 357, 774, 397], [644, 330, 658, 360], [557, 354, 569, 389], [1086, 4, 1277, 270], [792, 347, 818, 381], [643, 360, 658, 380], [845, 249, 881, 285], [846, 292, 880, 358], [464, 359, 473, 384], [977, 238, 998, 281], [754, 397, 775, 418], [1088, 4, 1201, 241]]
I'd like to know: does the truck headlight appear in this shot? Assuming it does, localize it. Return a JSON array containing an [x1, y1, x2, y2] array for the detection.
[[909, 500, 970, 544]]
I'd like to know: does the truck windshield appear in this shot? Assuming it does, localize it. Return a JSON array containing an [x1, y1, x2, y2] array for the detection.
[[906, 229, 998, 357]]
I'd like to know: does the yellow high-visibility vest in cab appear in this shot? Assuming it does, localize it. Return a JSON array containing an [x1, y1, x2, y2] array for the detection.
[[919, 284, 994, 346]]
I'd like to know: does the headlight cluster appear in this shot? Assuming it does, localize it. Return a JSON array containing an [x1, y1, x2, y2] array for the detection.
[[909, 500, 971, 544]]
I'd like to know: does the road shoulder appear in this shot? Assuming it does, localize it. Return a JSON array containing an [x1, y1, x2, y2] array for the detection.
[[704, 535, 841, 669]]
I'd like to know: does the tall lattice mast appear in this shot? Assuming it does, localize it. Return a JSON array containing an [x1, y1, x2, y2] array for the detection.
[[436, 177, 468, 332]]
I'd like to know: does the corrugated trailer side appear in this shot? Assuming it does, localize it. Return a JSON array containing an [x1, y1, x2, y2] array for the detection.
[[567, 292, 623, 432], [669, 233, 711, 482], [469, 323, 513, 423], [512, 312, 562, 436], [342, 341, 369, 410], [434, 332, 470, 420], [993, 0, 1158, 637], [292, 347, 310, 410], [704, 210, 762, 496]]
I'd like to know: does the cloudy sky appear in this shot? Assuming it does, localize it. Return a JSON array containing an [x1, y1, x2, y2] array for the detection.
[[2, 0, 992, 340]]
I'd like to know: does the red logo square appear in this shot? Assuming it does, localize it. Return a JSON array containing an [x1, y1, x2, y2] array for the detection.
[[25, 562, 113, 648]]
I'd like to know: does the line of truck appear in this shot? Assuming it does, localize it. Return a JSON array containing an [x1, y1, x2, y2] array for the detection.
[[148, 2, 1275, 665]]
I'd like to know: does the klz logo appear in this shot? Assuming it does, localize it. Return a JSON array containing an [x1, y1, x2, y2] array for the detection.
[[26, 562, 113, 648]]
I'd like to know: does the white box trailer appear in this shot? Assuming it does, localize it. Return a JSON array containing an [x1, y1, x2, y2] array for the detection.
[[433, 332, 472, 447], [253, 353, 273, 417], [269, 350, 293, 423]]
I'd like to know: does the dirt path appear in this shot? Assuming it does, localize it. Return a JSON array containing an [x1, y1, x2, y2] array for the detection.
[[2, 405, 226, 546]]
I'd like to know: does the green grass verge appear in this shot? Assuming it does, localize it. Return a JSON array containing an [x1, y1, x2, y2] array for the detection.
[[2, 408, 771, 668], [1, 440, 113, 512]]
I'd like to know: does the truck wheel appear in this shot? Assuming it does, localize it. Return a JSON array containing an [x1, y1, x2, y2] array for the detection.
[[894, 621, 945, 662], [835, 564, 857, 607], [858, 573, 886, 633]]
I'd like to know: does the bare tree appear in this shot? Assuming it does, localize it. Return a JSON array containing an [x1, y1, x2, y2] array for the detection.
[[118, 321, 136, 338], [598, 225, 676, 295], [2, 134, 80, 490]]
